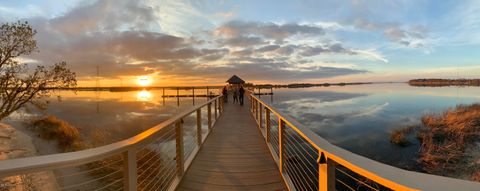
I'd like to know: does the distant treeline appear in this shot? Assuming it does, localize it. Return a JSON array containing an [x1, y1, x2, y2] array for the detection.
[[409, 79, 480, 87], [254, 82, 373, 89]]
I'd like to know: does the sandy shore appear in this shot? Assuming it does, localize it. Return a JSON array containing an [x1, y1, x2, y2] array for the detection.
[[0, 123, 58, 191]]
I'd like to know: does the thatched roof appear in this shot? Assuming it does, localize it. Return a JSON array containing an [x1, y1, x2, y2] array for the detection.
[[226, 75, 245, 84]]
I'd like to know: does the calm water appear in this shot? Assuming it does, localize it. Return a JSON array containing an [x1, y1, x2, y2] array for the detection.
[[259, 83, 480, 171], [5, 84, 480, 171], [6, 88, 218, 145]]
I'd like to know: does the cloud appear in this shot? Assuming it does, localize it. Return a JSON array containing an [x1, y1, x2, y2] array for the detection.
[[352, 18, 428, 49], [6, 0, 380, 84], [215, 20, 325, 40], [219, 36, 267, 47], [299, 43, 355, 57], [351, 49, 389, 63], [49, 0, 157, 36]]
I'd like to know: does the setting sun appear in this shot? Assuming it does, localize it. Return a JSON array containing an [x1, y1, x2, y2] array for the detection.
[[137, 76, 152, 87]]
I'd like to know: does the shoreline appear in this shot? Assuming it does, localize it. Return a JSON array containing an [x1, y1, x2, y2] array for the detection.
[[0, 123, 59, 190], [409, 79, 480, 87]]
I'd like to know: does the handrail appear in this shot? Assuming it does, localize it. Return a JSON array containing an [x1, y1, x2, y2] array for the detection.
[[249, 92, 480, 191], [0, 95, 225, 191]]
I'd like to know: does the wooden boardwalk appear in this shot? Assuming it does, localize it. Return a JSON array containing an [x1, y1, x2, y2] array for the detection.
[[177, 99, 286, 191]]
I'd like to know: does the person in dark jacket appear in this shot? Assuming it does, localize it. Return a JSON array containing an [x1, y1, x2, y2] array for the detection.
[[222, 86, 228, 102], [239, 86, 245, 105]]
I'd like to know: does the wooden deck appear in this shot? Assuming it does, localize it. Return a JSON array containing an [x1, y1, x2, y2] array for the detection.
[[177, 99, 286, 191]]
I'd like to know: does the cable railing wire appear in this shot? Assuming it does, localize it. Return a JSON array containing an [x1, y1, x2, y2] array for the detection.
[[59, 168, 123, 190], [284, 136, 318, 180], [283, 142, 318, 190], [54, 157, 123, 179], [137, 147, 176, 186], [284, 160, 315, 191], [138, 159, 175, 190]]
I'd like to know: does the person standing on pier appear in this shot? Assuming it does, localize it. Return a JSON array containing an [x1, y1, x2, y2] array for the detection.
[[239, 86, 245, 105], [233, 87, 238, 103], [222, 86, 228, 102]]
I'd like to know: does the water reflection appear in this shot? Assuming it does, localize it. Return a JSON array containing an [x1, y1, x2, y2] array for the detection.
[[261, 83, 480, 171], [136, 90, 153, 102], [6, 89, 212, 146]]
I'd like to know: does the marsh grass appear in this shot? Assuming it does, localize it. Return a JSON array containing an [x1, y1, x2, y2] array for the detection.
[[417, 104, 480, 178], [390, 125, 417, 147], [30, 115, 86, 151], [390, 104, 480, 181], [30, 115, 173, 189]]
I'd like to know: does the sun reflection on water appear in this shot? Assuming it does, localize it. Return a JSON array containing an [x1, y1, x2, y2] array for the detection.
[[136, 90, 152, 101]]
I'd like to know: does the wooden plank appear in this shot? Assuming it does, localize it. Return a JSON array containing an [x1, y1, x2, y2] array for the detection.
[[177, 97, 286, 191], [178, 181, 285, 191]]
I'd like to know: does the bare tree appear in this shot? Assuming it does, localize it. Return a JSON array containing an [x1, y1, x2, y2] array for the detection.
[[0, 21, 76, 120]]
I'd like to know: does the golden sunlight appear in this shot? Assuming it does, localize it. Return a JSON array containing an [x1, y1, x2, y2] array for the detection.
[[136, 90, 152, 101], [137, 76, 152, 87]]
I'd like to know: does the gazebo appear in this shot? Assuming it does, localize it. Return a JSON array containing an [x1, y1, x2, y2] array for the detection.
[[226, 75, 245, 84]]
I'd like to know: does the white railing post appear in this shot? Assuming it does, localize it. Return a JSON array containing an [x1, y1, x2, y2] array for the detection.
[[249, 93, 253, 113], [207, 103, 212, 130], [265, 108, 270, 142], [259, 104, 263, 128], [218, 97, 222, 115], [278, 118, 285, 173], [255, 100, 258, 121], [123, 149, 137, 191], [251, 98, 255, 115], [214, 99, 218, 119], [175, 120, 184, 176], [319, 152, 336, 191], [196, 109, 202, 145]]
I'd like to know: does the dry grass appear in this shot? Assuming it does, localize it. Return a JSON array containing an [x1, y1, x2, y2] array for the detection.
[[417, 104, 480, 176], [30, 115, 86, 151], [390, 125, 417, 147], [30, 115, 173, 188], [471, 171, 480, 182]]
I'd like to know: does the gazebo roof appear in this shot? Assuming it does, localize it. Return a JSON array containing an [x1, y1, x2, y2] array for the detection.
[[226, 75, 245, 84]]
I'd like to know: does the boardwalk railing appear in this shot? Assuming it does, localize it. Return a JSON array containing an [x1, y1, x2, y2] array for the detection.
[[0, 95, 224, 191], [249, 93, 480, 191]]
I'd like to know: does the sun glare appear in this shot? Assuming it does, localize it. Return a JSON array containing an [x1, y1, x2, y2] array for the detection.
[[137, 76, 152, 87], [137, 90, 152, 101]]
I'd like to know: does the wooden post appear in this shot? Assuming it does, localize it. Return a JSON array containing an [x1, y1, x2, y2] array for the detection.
[[265, 108, 270, 142], [218, 97, 222, 114], [175, 120, 184, 176], [196, 109, 202, 145], [214, 99, 218, 119], [249, 94, 253, 113], [220, 97, 224, 113], [259, 104, 263, 128], [177, 87, 180, 106], [192, 87, 195, 106], [319, 153, 336, 191], [162, 87, 165, 106], [207, 103, 212, 130], [123, 149, 137, 191], [253, 99, 256, 119], [278, 118, 285, 173], [206, 87, 209, 100], [257, 101, 260, 122]]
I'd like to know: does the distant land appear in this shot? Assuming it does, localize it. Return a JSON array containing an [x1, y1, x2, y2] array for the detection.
[[40, 82, 398, 91], [409, 79, 480, 87], [255, 82, 375, 88]]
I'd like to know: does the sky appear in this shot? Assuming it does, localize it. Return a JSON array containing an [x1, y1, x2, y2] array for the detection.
[[1, 0, 480, 86]]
